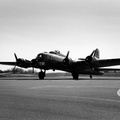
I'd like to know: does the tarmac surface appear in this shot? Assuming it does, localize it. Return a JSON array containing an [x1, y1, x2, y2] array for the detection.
[[0, 75, 120, 120]]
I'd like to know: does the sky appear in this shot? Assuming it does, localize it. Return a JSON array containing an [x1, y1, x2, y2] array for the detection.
[[0, 0, 120, 70]]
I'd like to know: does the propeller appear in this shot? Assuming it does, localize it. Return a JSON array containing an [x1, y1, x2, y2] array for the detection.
[[14, 53, 24, 65], [12, 53, 18, 73], [13, 53, 33, 73], [13, 53, 30, 68], [78, 50, 95, 65], [78, 50, 96, 70], [62, 51, 70, 65], [14, 53, 17, 60], [78, 50, 96, 78]]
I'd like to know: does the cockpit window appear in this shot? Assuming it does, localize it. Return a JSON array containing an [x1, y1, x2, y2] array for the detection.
[[39, 54, 42, 58], [49, 50, 60, 55], [49, 50, 65, 57], [37, 54, 43, 61], [49, 51, 56, 54]]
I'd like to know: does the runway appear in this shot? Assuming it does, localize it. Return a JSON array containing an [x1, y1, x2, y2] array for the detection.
[[0, 76, 120, 120]]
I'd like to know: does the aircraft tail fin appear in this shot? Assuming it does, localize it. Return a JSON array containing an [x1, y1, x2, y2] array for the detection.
[[93, 48, 100, 59]]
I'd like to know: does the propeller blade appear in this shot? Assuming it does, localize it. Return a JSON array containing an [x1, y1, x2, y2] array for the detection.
[[90, 50, 95, 57], [14, 53, 18, 61], [62, 51, 70, 65], [66, 51, 69, 58], [13, 53, 18, 72]]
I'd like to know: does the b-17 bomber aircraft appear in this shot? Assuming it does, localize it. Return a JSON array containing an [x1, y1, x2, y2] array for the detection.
[[0, 48, 120, 80]]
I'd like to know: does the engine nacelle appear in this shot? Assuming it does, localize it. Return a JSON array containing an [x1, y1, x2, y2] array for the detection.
[[17, 59, 31, 68], [85, 56, 93, 64]]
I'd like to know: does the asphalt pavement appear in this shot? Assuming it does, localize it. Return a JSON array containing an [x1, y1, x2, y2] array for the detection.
[[0, 76, 120, 120]]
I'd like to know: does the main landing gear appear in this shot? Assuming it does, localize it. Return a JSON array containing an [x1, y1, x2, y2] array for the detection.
[[72, 72, 93, 80], [72, 72, 79, 80], [38, 70, 46, 79]]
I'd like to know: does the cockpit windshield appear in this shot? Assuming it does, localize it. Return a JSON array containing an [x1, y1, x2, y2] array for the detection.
[[49, 50, 65, 57], [49, 50, 60, 55]]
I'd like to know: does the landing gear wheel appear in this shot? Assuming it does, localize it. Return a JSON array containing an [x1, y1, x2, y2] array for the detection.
[[72, 72, 79, 80], [90, 75, 92, 79], [38, 71, 45, 79]]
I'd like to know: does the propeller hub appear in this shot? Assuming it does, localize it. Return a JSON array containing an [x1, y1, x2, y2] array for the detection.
[[85, 56, 93, 64]]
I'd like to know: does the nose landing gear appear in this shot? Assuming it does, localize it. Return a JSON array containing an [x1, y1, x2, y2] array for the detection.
[[38, 70, 46, 79]]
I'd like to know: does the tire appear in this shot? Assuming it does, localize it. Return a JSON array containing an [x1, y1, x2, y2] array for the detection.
[[72, 72, 79, 80], [38, 71, 45, 79]]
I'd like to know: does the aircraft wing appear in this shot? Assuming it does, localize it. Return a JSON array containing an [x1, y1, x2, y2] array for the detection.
[[74, 58, 120, 71], [96, 68, 120, 71], [0, 53, 33, 68], [76, 49, 120, 70], [95, 59, 120, 68], [0, 61, 32, 68], [0, 62, 15, 66]]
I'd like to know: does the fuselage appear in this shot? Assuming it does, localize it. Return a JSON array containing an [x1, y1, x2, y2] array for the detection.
[[35, 51, 74, 72], [35, 51, 103, 75]]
